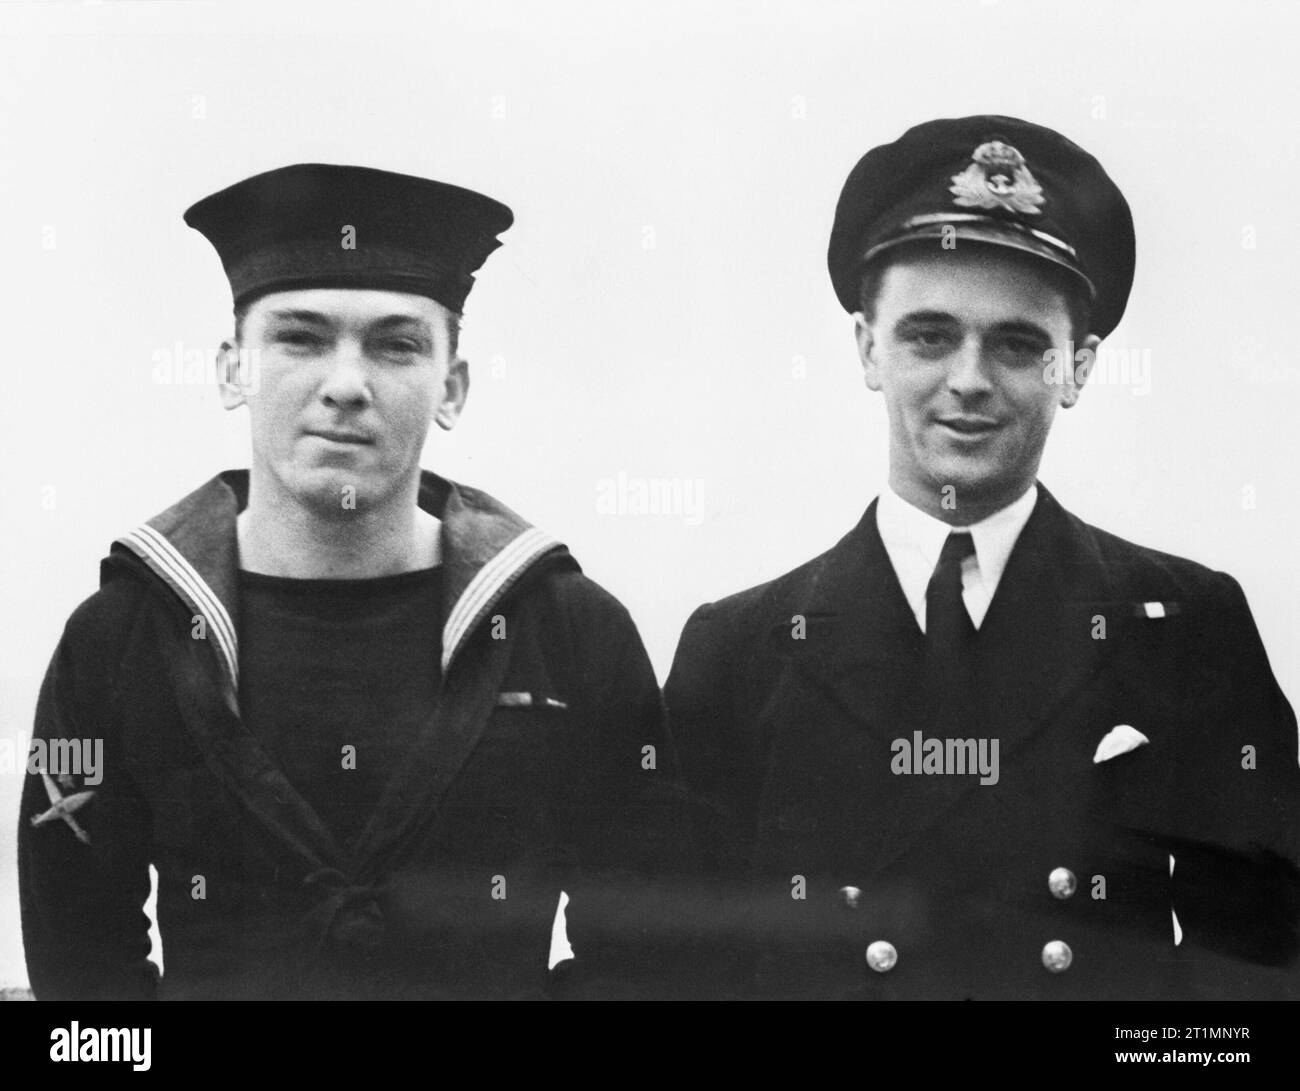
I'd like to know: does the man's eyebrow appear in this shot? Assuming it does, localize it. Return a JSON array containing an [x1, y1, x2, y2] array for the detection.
[[263, 309, 333, 326], [987, 319, 1054, 342], [893, 310, 961, 329], [261, 310, 434, 336], [891, 312, 1055, 342], [368, 315, 433, 333]]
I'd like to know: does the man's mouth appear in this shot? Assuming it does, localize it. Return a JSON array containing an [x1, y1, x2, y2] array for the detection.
[[935, 416, 1002, 437], [305, 429, 375, 445]]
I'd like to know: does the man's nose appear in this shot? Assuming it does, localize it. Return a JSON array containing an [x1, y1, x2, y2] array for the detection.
[[946, 336, 994, 398], [319, 343, 373, 409]]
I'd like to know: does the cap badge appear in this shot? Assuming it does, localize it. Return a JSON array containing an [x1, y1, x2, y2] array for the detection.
[[950, 141, 1044, 215]]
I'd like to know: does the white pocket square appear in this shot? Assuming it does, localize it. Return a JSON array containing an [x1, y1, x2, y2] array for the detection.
[[1093, 724, 1149, 764]]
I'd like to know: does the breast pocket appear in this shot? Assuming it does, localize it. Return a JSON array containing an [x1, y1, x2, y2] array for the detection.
[[441, 688, 574, 861], [462, 686, 574, 793]]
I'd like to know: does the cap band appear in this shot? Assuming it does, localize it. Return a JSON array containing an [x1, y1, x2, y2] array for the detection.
[[861, 213, 1096, 302], [226, 239, 467, 309], [897, 213, 1080, 261]]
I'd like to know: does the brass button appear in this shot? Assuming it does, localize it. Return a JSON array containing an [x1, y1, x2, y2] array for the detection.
[[839, 885, 863, 909], [1048, 867, 1077, 900], [865, 940, 897, 973], [1042, 940, 1073, 972]]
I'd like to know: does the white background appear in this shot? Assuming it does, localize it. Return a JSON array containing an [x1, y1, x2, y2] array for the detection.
[[1, 0, 1297, 989]]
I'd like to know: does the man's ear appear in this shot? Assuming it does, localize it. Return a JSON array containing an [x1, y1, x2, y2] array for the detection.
[[1060, 333, 1101, 409], [434, 355, 470, 431], [854, 313, 883, 392], [217, 340, 249, 410]]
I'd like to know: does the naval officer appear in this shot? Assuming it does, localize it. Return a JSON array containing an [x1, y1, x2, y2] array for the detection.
[[665, 115, 1300, 1000]]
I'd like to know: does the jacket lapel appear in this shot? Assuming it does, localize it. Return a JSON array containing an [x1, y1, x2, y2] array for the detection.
[[972, 485, 1116, 747], [773, 500, 929, 742], [868, 485, 1119, 872]]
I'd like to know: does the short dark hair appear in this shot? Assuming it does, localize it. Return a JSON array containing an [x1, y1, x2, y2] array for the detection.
[[857, 243, 1094, 343], [233, 298, 463, 357]]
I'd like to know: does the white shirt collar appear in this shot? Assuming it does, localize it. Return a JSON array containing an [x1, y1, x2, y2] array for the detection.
[[875, 482, 1039, 631]]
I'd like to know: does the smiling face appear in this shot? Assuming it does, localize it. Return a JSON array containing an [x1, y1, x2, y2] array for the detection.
[[220, 288, 467, 518], [855, 245, 1096, 523]]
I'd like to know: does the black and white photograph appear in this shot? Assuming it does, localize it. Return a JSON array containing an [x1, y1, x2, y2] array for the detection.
[[1, 0, 1297, 1066]]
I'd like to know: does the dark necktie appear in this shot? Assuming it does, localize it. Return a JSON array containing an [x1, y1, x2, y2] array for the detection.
[[925, 531, 976, 651], [924, 532, 977, 726]]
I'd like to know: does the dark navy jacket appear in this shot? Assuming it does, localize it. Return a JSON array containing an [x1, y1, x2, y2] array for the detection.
[[665, 485, 1300, 1000]]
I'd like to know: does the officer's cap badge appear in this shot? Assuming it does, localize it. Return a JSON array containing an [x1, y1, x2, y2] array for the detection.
[[950, 141, 1045, 215]]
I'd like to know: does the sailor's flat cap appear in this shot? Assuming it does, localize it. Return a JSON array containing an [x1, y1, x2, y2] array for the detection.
[[184, 163, 513, 313]]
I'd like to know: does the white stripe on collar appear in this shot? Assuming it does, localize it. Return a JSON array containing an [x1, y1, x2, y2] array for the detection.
[[441, 525, 561, 672], [119, 525, 240, 693], [121, 518, 561, 687]]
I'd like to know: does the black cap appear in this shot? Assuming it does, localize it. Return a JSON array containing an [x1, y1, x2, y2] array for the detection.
[[184, 163, 514, 313], [828, 116, 1135, 338]]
